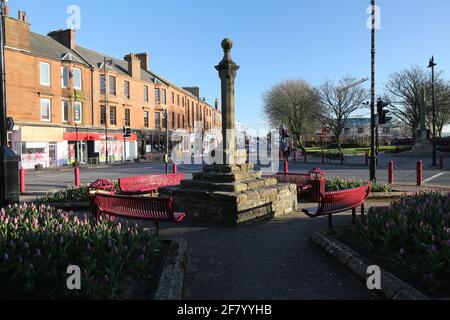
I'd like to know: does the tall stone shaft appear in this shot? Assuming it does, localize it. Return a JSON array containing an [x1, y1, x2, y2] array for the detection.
[[215, 38, 240, 165]]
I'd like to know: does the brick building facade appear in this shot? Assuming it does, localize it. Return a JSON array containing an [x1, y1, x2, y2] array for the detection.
[[5, 9, 221, 168]]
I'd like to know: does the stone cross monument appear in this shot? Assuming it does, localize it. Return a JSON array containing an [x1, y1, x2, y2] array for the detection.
[[215, 38, 239, 165], [160, 39, 298, 226]]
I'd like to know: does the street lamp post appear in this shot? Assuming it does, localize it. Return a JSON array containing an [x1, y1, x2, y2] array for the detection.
[[369, 0, 377, 181], [428, 56, 437, 167], [0, 0, 20, 207], [162, 108, 169, 174], [103, 56, 112, 164]]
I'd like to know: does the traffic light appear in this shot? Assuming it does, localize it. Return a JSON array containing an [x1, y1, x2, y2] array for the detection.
[[377, 98, 391, 125]]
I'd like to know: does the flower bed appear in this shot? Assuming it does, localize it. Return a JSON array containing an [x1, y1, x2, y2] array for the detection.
[[326, 178, 392, 193], [37, 186, 91, 204], [0, 204, 163, 299], [331, 192, 450, 299]]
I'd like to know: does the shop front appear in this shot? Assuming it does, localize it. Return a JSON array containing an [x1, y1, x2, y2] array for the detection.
[[10, 126, 68, 169], [63, 132, 138, 164]]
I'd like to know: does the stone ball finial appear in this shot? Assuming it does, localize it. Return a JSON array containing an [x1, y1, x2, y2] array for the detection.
[[221, 38, 233, 51]]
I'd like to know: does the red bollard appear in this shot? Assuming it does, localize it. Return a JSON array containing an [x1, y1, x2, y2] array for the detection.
[[284, 160, 289, 174], [388, 161, 394, 184], [75, 165, 80, 188], [440, 157, 444, 170], [417, 161, 423, 187], [20, 167, 26, 194], [172, 163, 178, 174]]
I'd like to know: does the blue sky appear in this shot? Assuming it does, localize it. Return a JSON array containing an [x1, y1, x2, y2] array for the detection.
[[9, 0, 450, 131]]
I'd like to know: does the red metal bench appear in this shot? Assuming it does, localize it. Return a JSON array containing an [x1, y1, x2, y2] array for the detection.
[[272, 173, 312, 195], [302, 185, 371, 229], [90, 192, 185, 235], [118, 173, 185, 195]]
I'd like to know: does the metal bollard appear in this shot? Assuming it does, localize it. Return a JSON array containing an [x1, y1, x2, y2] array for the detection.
[[173, 163, 178, 174], [365, 153, 369, 166], [284, 160, 289, 174], [20, 167, 26, 194], [341, 153, 344, 165], [75, 165, 80, 188], [304, 153, 307, 164], [417, 161, 423, 187], [388, 161, 394, 184]]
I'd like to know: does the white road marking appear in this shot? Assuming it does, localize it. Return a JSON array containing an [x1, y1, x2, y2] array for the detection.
[[423, 172, 447, 184]]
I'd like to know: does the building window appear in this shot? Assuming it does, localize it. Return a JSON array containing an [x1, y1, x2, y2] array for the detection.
[[183, 115, 185, 129], [182, 97, 185, 107], [100, 75, 106, 95], [155, 88, 160, 104], [124, 81, 130, 99], [61, 67, 69, 88], [110, 106, 117, 125], [73, 68, 82, 90], [172, 112, 175, 129], [155, 112, 161, 129], [40, 62, 51, 86], [177, 95, 180, 106], [172, 92, 175, 104], [62, 100, 70, 122], [100, 105, 106, 125], [144, 85, 149, 102], [40, 98, 51, 122], [383, 127, 391, 135], [162, 89, 167, 105], [109, 76, 116, 95], [177, 113, 180, 128], [144, 111, 149, 128], [74, 102, 83, 123], [358, 127, 365, 134], [124, 108, 131, 127]]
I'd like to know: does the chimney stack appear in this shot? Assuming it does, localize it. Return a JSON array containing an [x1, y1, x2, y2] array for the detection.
[[135, 53, 149, 71], [124, 53, 141, 79], [5, 4, 9, 17], [48, 29, 76, 50], [5, 10, 31, 50], [215, 98, 219, 110], [182, 87, 200, 98]]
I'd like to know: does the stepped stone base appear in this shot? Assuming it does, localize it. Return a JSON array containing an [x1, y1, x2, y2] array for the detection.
[[160, 164, 298, 226]]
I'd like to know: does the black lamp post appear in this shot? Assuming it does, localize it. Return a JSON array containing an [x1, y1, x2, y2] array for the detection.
[[428, 56, 437, 167], [162, 108, 169, 174], [369, 0, 377, 182], [0, 0, 20, 207]]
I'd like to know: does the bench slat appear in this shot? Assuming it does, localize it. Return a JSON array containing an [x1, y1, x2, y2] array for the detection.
[[118, 173, 185, 194]]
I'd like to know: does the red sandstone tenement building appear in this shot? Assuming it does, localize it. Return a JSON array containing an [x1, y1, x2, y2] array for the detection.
[[5, 8, 221, 168]]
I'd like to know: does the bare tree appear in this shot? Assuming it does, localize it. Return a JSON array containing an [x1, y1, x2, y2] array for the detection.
[[318, 77, 369, 151], [426, 79, 450, 137], [385, 65, 450, 139], [384, 66, 428, 139], [263, 80, 321, 149]]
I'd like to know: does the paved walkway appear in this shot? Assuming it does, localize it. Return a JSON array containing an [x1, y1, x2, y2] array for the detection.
[[159, 200, 390, 300]]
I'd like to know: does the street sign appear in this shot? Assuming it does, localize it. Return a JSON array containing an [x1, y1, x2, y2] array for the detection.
[[7, 117, 14, 131]]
